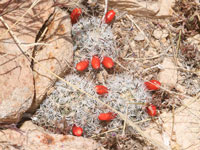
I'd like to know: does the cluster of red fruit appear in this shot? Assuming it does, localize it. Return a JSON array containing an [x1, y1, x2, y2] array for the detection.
[[71, 8, 116, 136], [76, 56, 114, 71], [70, 8, 161, 136], [72, 80, 161, 136]]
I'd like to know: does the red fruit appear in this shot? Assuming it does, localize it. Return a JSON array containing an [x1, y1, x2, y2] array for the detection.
[[102, 57, 114, 69], [146, 104, 157, 117], [70, 8, 82, 24], [76, 60, 89, 71], [144, 80, 161, 91], [98, 112, 117, 121], [72, 124, 83, 136], [95, 85, 108, 95], [105, 10, 115, 24], [91, 55, 100, 70]]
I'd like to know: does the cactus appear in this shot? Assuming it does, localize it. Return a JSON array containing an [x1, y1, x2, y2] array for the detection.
[[32, 73, 152, 136], [72, 17, 118, 67]]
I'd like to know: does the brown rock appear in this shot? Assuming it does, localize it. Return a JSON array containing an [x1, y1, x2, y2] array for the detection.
[[0, 121, 105, 150], [29, 8, 73, 112], [158, 57, 178, 89], [0, 54, 34, 124], [99, 0, 175, 18], [0, 0, 54, 54], [0, 0, 54, 123]]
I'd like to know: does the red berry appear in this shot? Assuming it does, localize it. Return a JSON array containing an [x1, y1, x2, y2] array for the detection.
[[144, 80, 161, 91], [91, 55, 100, 70], [98, 112, 117, 121], [102, 57, 114, 69], [95, 85, 108, 95], [76, 60, 89, 71], [72, 124, 83, 136], [146, 104, 157, 116], [105, 10, 115, 24], [70, 8, 82, 24]]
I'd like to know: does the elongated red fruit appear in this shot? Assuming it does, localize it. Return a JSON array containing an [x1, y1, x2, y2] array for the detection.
[[102, 57, 114, 69], [76, 60, 89, 71], [98, 112, 117, 121], [91, 55, 100, 70], [105, 10, 115, 24], [72, 124, 83, 136], [146, 104, 157, 117], [95, 85, 108, 95], [144, 80, 161, 91], [71, 8, 82, 24]]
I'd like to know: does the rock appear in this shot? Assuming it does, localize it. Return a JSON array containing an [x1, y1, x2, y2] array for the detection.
[[0, 54, 34, 124], [158, 57, 178, 89], [156, 0, 175, 17], [153, 29, 162, 39], [28, 8, 73, 112], [0, 0, 54, 53], [0, 0, 54, 124], [0, 121, 105, 150], [134, 32, 145, 41], [153, 29, 168, 40], [99, 0, 175, 18]]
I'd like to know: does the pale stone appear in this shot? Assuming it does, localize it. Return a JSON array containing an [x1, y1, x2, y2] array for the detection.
[[28, 8, 73, 112], [153, 29, 163, 39], [153, 29, 168, 40], [158, 57, 178, 89], [134, 32, 145, 41], [0, 121, 105, 150]]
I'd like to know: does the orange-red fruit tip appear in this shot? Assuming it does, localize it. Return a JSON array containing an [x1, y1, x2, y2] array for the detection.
[[98, 112, 117, 121], [71, 8, 82, 24], [95, 85, 108, 95], [76, 60, 89, 71], [102, 57, 114, 69], [91, 55, 100, 70], [105, 10, 115, 24], [144, 80, 161, 91], [146, 104, 157, 117], [72, 124, 83, 136]]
